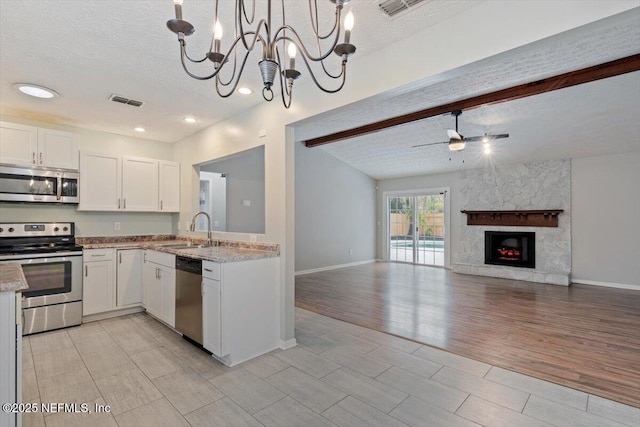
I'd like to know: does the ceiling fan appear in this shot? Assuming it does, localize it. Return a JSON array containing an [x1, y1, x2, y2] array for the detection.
[[412, 110, 509, 151]]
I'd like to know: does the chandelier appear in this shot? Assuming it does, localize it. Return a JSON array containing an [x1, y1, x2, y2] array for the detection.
[[166, 0, 356, 108]]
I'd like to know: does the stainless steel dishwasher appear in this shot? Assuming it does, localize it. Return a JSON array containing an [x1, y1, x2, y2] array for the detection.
[[175, 256, 203, 345]]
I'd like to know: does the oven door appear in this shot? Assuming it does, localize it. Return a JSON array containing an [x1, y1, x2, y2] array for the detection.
[[1, 252, 83, 308]]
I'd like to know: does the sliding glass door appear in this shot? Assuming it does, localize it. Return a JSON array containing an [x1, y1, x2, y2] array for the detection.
[[388, 192, 445, 266]]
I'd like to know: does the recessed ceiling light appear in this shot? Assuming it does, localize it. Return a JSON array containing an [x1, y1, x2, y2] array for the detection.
[[13, 83, 58, 99], [134, 127, 146, 133], [183, 116, 197, 124], [238, 87, 252, 95]]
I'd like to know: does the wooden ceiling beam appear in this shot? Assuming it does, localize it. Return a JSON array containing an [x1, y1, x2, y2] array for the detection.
[[304, 54, 640, 148]]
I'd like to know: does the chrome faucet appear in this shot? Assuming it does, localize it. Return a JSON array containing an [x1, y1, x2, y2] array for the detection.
[[190, 211, 213, 247]]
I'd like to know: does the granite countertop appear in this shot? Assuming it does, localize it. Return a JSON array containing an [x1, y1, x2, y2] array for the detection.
[[151, 245, 279, 263], [78, 235, 279, 263], [0, 263, 29, 292]]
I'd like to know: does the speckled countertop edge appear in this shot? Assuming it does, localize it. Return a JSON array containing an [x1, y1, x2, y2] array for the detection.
[[0, 263, 29, 292], [77, 235, 280, 263]]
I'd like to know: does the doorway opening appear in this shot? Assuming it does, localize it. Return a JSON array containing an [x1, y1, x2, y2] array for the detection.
[[387, 192, 446, 266]]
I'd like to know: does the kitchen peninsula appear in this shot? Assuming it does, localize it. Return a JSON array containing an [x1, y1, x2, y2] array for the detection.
[[78, 235, 280, 367]]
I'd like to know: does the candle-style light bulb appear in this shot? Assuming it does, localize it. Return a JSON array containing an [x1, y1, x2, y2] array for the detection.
[[344, 10, 354, 44], [213, 19, 223, 53], [214, 20, 223, 41], [288, 42, 297, 70], [174, 0, 184, 20]]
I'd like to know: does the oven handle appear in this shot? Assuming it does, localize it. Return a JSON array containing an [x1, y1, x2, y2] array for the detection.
[[0, 251, 83, 261]]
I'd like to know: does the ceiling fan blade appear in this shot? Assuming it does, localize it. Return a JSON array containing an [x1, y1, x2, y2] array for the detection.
[[464, 133, 510, 142], [447, 129, 461, 139], [412, 140, 449, 148]]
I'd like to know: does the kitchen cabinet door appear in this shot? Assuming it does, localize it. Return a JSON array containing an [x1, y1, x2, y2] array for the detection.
[[0, 122, 37, 167], [143, 262, 161, 318], [116, 249, 142, 307], [79, 152, 122, 211], [122, 156, 158, 211], [158, 265, 176, 327], [83, 260, 115, 316], [159, 160, 180, 212], [37, 128, 78, 169], [202, 277, 222, 356]]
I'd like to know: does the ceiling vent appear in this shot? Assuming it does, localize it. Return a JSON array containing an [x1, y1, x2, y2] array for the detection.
[[108, 94, 144, 107], [378, 0, 427, 17]]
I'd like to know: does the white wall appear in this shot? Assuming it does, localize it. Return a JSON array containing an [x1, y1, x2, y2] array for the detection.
[[572, 152, 640, 287], [295, 142, 376, 273], [0, 115, 175, 236]]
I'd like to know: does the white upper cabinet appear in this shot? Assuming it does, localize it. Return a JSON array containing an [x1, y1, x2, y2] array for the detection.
[[0, 122, 77, 169], [0, 122, 37, 166], [122, 156, 159, 211], [79, 151, 179, 213], [37, 128, 78, 169], [79, 152, 122, 211], [159, 160, 180, 212]]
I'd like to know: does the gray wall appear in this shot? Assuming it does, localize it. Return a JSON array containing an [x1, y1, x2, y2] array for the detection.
[[200, 146, 265, 234], [572, 152, 640, 287], [295, 142, 376, 272], [0, 115, 175, 237]]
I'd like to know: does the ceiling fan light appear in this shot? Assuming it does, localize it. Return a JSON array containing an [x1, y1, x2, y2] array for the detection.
[[448, 139, 466, 151]]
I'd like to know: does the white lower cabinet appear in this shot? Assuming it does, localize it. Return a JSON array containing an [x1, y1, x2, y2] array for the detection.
[[142, 250, 176, 327], [116, 249, 142, 308], [202, 277, 222, 356], [202, 257, 279, 366], [83, 249, 116, 316]]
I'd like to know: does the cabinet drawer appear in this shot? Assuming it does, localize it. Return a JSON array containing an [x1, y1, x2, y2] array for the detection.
[[146, 250, 175, 269], [83, 248, 114, 262], [202, 261, 220, 280]]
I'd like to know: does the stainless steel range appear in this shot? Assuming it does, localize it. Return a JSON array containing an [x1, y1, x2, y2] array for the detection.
[[0, 222, 83, 335]]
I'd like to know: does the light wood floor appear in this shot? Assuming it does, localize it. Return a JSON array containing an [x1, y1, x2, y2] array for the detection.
[[295, 262, 640, 407]]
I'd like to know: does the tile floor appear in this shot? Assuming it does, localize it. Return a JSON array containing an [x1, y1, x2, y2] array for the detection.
[[21, 308, 639, 427]]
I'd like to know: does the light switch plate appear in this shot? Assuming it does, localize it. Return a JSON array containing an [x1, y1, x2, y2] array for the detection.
[[114, 222, 121, 231]]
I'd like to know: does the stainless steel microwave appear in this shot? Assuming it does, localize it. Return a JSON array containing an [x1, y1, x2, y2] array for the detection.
[[0, 165, 79, 204]]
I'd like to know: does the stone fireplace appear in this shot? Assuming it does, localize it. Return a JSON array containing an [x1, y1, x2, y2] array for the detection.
[[484, 231, 535, 269], [453, 159, 571, 286]]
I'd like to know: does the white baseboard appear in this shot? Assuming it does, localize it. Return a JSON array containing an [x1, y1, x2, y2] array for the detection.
[[280, 338, 297, 350], [572, 279, 640, 291], [295, 259, 377, 276]]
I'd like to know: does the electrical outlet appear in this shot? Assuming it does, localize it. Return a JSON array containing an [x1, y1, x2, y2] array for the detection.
[[348, 249, 353, 255], [178, 222, 181, 231], [250, 234, 257, 242], [114, 222, 121, 231]]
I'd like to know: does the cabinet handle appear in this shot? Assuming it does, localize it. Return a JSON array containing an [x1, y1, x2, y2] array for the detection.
[[91, 254, 106, 257], [160, 200, 163, 210], [143, 252, 147, 263], [39, 152, 43, 164], [155, 267, 159, 279], [118, 199, 121, 209], [85, 265, 88, 277], [204, 268, 213, 273], [32, 152, 36, 165], [158, 268, 161, 279], [119, 252, 122, 264], [124, 199, 126, 209]]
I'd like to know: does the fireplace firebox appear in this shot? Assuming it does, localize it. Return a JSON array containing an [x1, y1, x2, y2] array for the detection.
[[484, 231, 535, 268]]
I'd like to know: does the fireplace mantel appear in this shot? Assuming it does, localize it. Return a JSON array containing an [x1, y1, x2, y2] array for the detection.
[[460, 210, 563, 227]]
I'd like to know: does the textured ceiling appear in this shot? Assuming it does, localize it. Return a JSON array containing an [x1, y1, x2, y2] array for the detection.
[[293, 8, 640, 179], [0, 0, 478, 142]]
